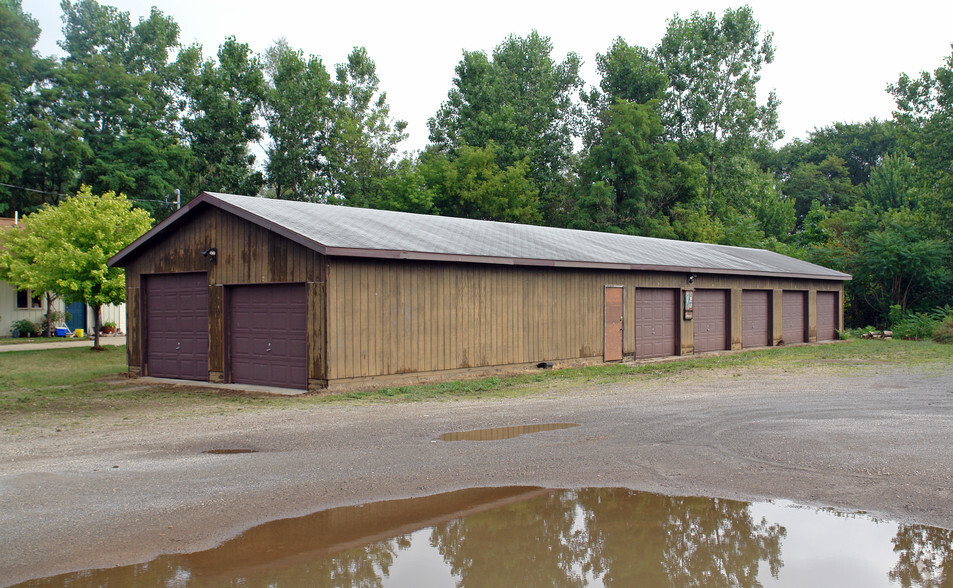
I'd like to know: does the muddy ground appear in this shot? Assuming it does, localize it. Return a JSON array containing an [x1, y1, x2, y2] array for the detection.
[[1, 363, 952, 584]]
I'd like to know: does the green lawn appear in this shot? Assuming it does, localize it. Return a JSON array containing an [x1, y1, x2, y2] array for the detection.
[[1, 340, 950, 424], [0, 345, 275, 422], [336, 339, 953, 402]]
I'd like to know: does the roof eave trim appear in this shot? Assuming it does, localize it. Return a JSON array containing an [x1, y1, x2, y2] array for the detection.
[[109, 192, 332, 267], [323, 246, 852, 281]]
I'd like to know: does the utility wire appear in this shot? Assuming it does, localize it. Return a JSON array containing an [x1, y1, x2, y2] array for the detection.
[[0, 181, 173, 204]]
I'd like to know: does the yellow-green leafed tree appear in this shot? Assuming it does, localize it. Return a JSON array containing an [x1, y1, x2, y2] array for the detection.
[[0, 187, 152, 348]]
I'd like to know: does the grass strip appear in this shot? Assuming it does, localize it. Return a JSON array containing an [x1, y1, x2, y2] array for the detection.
[[1, 340, 950, 418]]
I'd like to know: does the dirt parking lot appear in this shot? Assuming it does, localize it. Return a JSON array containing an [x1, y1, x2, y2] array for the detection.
[[1, 361, 951, 584]]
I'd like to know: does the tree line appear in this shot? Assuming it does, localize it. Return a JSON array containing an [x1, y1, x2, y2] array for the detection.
[[2, 0, 951, 329]]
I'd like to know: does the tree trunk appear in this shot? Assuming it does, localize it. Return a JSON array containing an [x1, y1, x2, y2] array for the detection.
[[92, 304, 102, 349], [45, 292, 55, 338]]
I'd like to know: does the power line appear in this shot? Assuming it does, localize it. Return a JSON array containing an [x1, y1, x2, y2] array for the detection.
[[0, 181, 174, 204]]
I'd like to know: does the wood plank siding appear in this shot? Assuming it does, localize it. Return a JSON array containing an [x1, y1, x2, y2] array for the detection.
[[122, 206, 327, 382], [324, 257, 843, 383]]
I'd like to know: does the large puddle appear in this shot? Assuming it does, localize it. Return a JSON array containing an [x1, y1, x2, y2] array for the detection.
[[18, 487, 951, 587]]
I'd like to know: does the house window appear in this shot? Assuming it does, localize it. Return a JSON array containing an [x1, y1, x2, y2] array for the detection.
[[15, 290, 42, 309]]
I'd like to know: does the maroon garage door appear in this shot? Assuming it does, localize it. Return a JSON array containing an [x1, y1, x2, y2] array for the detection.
[[694, 289, 728, 353], [742, 290, 771, 348], [145, 272, 208, 381], [782, 291, 807, 344], [817, 291, 838, 341], [635, 288, 677, 358], [228, 283, 308, 389]]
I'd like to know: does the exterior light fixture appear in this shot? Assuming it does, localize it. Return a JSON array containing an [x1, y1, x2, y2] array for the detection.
[[202, 247, 217, 263]]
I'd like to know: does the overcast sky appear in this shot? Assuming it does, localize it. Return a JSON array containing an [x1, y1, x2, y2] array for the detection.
[[28, 0, 953, 154]]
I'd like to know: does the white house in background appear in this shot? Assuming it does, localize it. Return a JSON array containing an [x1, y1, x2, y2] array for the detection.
[[0, 217, 125, 337]]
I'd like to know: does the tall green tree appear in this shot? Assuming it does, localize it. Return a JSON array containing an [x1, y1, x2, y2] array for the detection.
[[773, 120, 898, 187], [582, 37, 667, 118], [262, 40, 332, 201], [784, 155, 858, 222], [853, 211, 950, 314], [0, 0, 66, 214], [656, 6, 781, 205], [889, 45, 953, 241], [176, 36, 266, 196], [56, 0, 190, 215], [0, 186, 152, 347], [418, 144, 540, 223], [574, 37, 701, 235], [428, 31, 583, 222], [865, 152, 919, 211], [572, 99, 703, 234], [326, 47, 407, 207]]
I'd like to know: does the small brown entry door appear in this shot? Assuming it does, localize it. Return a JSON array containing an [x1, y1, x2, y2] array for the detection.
[[604, 286, 623, 362]]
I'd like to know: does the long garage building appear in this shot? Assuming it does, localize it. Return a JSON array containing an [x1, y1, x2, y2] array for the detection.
[[109, 192, 850, 391]]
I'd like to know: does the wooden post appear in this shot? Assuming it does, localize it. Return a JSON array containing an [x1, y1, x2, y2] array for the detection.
[[730, 288, 743, 350]]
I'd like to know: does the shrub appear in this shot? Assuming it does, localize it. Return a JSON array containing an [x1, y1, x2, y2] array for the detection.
[[890, 304, 953, 341], [11, 319, 39, 337], [934, 316, 953, 344], [839, 326, 876, 339], [891, 313, 936, 340]]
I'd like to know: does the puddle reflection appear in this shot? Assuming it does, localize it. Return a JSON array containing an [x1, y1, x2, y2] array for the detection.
[[18, 487, 952, 587], [438, 423, 579, 441]]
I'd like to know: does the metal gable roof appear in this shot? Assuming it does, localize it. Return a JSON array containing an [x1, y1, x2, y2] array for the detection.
[[109, 192, 851, 281]]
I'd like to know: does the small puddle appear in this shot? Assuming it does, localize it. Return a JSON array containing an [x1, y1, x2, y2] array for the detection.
[[203, 449, 258, 455], [438, 422, 579, 441], [17, 487, 951, 587]]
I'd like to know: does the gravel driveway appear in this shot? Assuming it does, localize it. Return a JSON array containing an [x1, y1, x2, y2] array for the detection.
[[1, 363, 951, 584]]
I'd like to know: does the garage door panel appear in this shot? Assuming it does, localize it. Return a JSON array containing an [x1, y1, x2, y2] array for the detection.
[[635, 288, 677, 359], [694, 289, 728, 353], [782, 291, 807, 344], [145, 273, 209, 381], [229, 283, 308, 389], [817, 291, 838, 341], [742, 290, 770, 348]]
